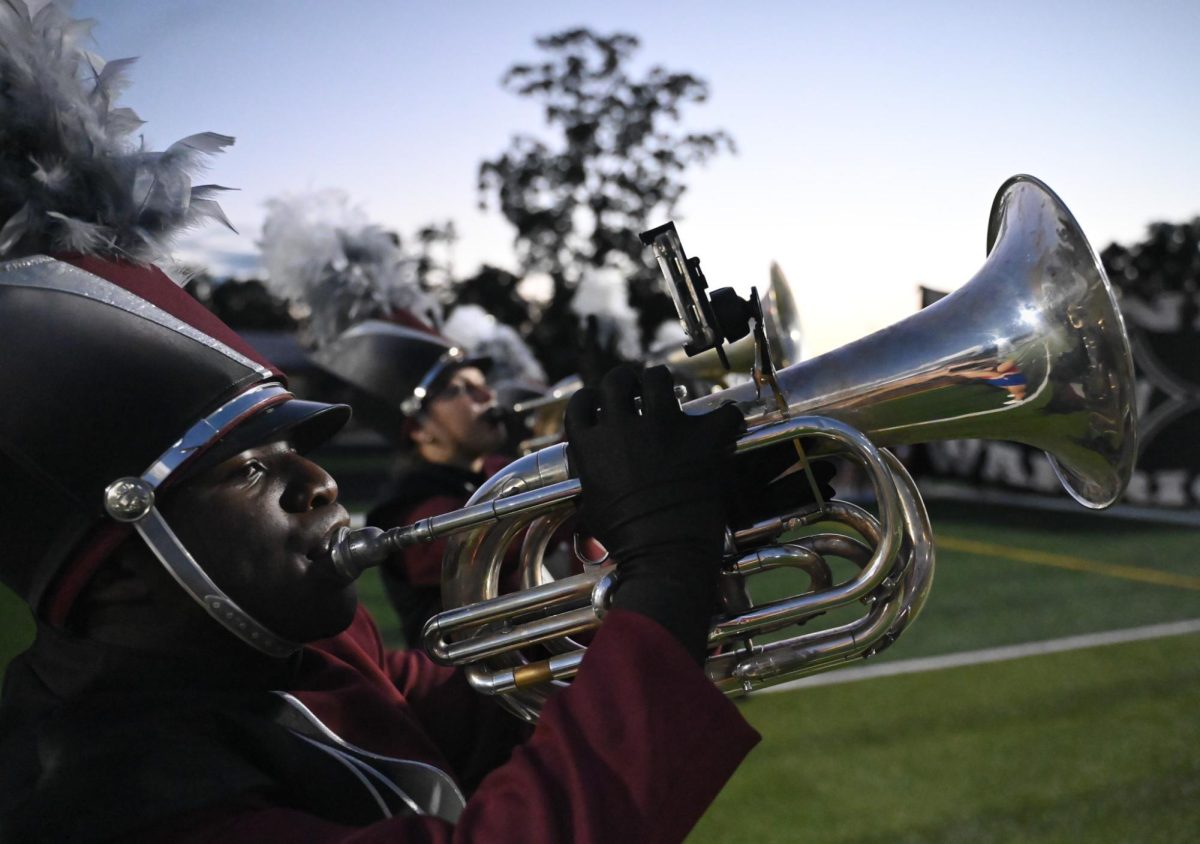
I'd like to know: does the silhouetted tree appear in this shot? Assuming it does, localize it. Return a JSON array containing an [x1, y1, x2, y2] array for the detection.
[[410, 220, 458, 293], [475, 28, 734, 378], [454, 265, 536, 333], [186, 276, 297, 330]]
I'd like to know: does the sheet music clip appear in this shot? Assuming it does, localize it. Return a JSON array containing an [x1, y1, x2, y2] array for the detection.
[[639, 221, 757, 371]]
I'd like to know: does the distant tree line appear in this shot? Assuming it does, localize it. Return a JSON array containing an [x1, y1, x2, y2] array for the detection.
[[190, 28, 734, 382]]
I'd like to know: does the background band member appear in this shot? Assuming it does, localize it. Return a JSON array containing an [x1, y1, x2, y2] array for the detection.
[[310, 318, 513, 645]]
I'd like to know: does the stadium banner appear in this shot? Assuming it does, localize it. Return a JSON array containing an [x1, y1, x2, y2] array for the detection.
[[909, 286, 1200, 512]]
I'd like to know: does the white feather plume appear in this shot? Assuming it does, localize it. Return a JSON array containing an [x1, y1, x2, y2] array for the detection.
[[443, 304, 548, 386], [571, 264, 643, 360], [650, 317, 688, 351], [30, 156, 69, 191], [259, 190, 443, 348], [46, 211, 109, 253], [0, 0, 235, 272]]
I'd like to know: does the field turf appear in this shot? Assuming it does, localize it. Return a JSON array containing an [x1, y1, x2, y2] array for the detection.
[[689, 633, 1200, 843]]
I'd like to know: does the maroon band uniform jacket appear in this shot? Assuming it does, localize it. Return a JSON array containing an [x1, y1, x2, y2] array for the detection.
[[0, 606, 758, 842]]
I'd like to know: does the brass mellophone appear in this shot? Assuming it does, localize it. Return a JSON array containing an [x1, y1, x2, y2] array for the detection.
[[325, 175, 1137, 722]]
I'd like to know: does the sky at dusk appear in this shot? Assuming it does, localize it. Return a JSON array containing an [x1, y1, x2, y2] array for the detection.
[[73, 0, 1200, 356]]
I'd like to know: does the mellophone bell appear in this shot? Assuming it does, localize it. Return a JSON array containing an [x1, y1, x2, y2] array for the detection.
[[324, 174, 1138, 722]]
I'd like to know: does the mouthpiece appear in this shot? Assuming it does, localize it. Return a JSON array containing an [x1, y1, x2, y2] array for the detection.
[[326, 525, 386, 581], [322, 521, 442, 581]]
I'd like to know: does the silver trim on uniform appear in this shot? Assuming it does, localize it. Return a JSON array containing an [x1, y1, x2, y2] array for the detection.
[[289, 731, 397, 818], [276, 692, 466, 823]]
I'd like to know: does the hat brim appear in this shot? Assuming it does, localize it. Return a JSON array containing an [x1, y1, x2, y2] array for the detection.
[[174, 397, 352, 484], [420, 355, 493, 409]]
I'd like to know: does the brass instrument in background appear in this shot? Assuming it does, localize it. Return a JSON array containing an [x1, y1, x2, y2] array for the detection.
[[326, 175, 1138, 722], [512, 262, 804, 453]]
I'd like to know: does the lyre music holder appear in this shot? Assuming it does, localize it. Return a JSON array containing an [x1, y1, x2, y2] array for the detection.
[[639, 221, 762, 371]]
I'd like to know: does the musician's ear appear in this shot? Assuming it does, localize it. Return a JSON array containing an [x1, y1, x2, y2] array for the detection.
[[73, 540, 158, 614], [66, 537, 162, 629]]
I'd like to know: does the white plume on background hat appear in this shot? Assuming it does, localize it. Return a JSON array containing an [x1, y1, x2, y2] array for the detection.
[[442, 304, 548, 386], [571, 263, 643, 360], [0, 0, 234, 277], [259, 190, 442, 348], [260, 190, 549, 388]]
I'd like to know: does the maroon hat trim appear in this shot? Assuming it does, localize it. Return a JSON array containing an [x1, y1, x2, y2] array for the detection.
[[58, 253, 285, 382]]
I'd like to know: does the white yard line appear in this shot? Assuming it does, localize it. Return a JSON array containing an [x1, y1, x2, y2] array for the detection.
[[758, 618, 1200, 694]]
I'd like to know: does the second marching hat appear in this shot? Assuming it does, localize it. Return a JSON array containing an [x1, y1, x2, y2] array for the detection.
[[310, 317, 491, 441]]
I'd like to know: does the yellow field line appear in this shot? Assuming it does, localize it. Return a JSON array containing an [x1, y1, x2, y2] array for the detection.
[[936, 535, 1200, 591]]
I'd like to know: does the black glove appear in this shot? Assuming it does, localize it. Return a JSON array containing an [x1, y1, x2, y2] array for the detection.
[[565, 365, 743, 662]]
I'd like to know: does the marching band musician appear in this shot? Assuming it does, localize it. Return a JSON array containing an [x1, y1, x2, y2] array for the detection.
[[322, 312, 631, 648], [309, 317, 514, 647], [0, 4, 825, 840]]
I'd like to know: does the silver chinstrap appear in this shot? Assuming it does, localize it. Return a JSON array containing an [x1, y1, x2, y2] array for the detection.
[[137, 508, 300, 657], [103, 383, 302, 657], [399, 347, 468, 417]]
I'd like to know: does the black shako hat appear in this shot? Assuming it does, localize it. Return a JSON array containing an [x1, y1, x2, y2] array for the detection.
[[310, 318, 490, 440], [0, 254, 350, 654]]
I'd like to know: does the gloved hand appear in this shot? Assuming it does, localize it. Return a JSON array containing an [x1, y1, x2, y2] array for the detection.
[[565, 365, 743, 662]]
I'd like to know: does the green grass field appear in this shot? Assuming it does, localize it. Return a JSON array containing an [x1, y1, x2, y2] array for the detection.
[[685, 499, 1200, 843], [0, 498, 1196, 841], [690, 633, 1200, 844]]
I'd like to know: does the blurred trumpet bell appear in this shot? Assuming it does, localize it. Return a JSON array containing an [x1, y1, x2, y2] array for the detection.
[[512, 263, 804, 451]]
